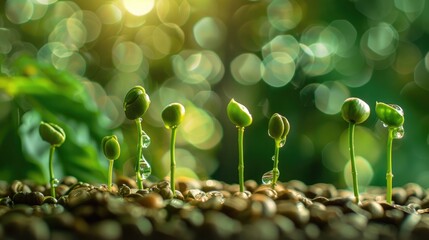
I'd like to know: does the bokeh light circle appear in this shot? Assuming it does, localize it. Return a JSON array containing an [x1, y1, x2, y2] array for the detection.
[[112, 41, 143, 73], [122, 0, 154, 16], [314, 81, 349, 115], [262, 52, 295, 87], [193, 17, 226, 49], [6, 0, 34, 24], [267, 0, 302, 31], [231, 53, 264, 86]]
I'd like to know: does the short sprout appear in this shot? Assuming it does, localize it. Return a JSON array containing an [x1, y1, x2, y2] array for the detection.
[[375, 102, 404, 128], [341, 97, 370, 124], [102, 135, 120, 191], [268, 113, 290, 142], [162, 103, 186, 129], [227, 98, 252, 128], [102, 135, 120, 160], [39, 122, 66, 147], [124, 86, 151, 120]]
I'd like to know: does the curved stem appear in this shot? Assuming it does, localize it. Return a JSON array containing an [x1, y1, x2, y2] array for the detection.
[[348, 122, 360, 203], [386, 128, 394, 204], [108, 159, 114, 191], [170, 127, 177, 196], [237, 127, 245, 192], [271, 141, 280, 189], [49, 146, 56, 198], [135, 119, 144, 190]]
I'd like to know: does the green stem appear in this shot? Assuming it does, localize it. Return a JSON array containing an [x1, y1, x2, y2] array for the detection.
[[108, 159, 114, 191], [135, 119, 144, 190], [49, 146, 56, 198], [386, 128, 394, 204], [170, 127, 177, 196], [237, 127, 245, 192], [271, 141, 280, 189], [348, 122, 360, 203]]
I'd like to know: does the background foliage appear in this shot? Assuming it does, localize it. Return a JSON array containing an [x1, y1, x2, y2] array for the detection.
[[1, 0, 429, 190]]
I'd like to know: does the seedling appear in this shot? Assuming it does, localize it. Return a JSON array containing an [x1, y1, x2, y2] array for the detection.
[[227, 99, 252, 192], [102, 135, 120, 191], [341, 97, 370, 203], [375, 101, 404, 204], [39, 121, 66, 198], [162, 103, 185, 196], [124, 86, 151, 190], [267, 113, 290, 189]]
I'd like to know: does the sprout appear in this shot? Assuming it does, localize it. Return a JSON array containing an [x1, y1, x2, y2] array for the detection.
[[39, 121, 66, 199], [375, 101, 405, 204], [267, 113, 290, 189], [124, 86, 151, 120], [123, 86, 151, 190], [341, 97, 370, 203], [227, 98, 252, 192], [227, 98, 252, 128], [162, 103, 185, 197], [102, 135, 120, 191]]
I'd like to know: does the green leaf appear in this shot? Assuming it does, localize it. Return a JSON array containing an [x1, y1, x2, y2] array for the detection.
[[0, 56, 110, 183]]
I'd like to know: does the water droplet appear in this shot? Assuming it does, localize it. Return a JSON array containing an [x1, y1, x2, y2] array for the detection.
[[389, 104, 404, 116], [279, 139, 286, 148], [393, 126, 404, 139], [52, 178, 59, 187], [139, 157, 152, 180], [262, 170, 274, 184], [141, 130, 151, 148], [271, 155, 275, 161], [382, 121, 388, 128]]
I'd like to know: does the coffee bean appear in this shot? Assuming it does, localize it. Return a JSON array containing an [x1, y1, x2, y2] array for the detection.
[[60, 176, 78, 186], [137, 192, 164, 209], [10, 180, 31, 195], [277, 201, 310, 227], [361, 201, 384, 219]]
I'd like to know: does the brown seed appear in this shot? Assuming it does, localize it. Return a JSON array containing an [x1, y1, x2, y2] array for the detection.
[[60, 176, 78, 186], [138, 192, 164, 209], [27, 192, 45, 206], [361, 201, 384, 219], [277, 201, 310, 227]]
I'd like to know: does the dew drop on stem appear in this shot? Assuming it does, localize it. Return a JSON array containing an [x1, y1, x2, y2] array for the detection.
[[271, 155, 275, 161], [52, 178, 59, 188], [393, 126, 404, 139], [141, 130, 151, 148], [139, 157, 152, 180], [262, 170, 278, 185]]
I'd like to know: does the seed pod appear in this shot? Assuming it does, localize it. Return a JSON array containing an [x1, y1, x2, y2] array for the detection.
[[341, 98, 370, 124], [227, 98, 252, 128], [102, 135, 120, 160], [268, 113, 284, 140], [124, 86, 151, 120], [39, 122, 66, 147], [162, 103, 185, 129], [375, 102, 404, 128], [280, 116, 290, 141]]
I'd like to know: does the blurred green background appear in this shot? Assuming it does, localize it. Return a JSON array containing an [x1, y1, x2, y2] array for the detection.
[[1, 0, 429, 191]]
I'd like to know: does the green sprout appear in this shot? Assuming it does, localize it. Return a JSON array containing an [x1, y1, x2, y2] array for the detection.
[[102, 135, 120, 191], [375, 101, 405, 204], [124, 86, 151, 190], [227, 98, 252, 192], [39, 121, 66, 198], [341, 97, 370, 203], [267, 113, 290, 189], [162, 103, 185, 197]]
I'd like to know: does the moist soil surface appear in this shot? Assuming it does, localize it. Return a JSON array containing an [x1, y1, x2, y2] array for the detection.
[[1, 177, 429, 240]]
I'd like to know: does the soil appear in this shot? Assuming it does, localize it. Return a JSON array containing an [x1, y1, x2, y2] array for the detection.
[[1, 176, 429, 240]]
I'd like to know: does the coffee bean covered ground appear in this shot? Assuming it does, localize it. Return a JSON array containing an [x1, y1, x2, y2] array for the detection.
[[1, 176, 429, 240]]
